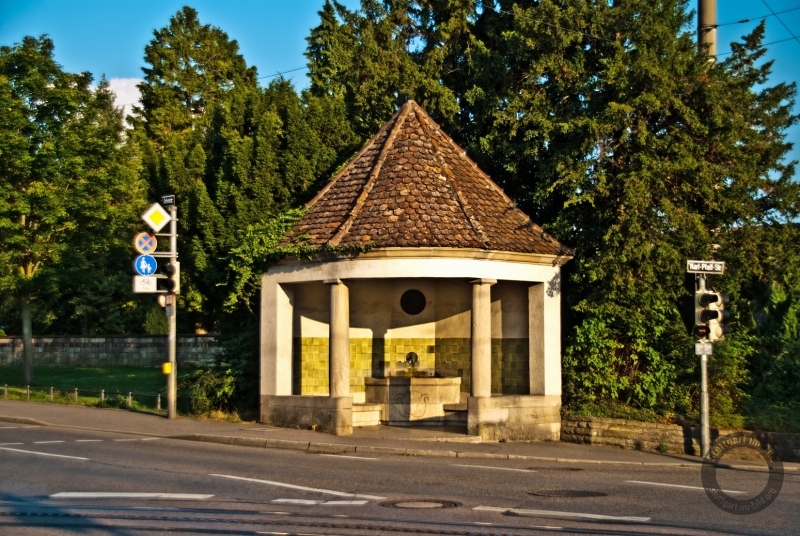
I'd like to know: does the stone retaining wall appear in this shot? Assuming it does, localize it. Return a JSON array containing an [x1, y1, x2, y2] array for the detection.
[[0, 335, 221, 367], [561, 415, 800, 462]]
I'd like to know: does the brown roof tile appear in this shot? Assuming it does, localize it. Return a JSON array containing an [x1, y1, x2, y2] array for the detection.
[[288, 101, 572, 256]]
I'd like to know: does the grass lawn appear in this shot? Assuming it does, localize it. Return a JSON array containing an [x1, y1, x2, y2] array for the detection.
[[0, 365, 199, 412], [0, 365, 195, 393]]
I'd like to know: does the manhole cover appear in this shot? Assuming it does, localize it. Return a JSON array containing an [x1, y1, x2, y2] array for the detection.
[[527, 466, 584, 472], [381, 499, 460, 509], [527, 489, 606, 498]]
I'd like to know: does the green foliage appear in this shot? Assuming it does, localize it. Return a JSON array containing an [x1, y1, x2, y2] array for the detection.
[[180, 367, 236, 415], [143, 306, 169, 335], [0, 34, 148, 373]]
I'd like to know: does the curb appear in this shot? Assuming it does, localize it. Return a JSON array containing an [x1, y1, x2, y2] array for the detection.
[[173, 433, 704, 466], [3, 414, 796, 470]]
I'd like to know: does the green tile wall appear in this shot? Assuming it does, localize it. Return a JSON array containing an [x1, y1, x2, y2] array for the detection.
[[293, 337, 529, 395]]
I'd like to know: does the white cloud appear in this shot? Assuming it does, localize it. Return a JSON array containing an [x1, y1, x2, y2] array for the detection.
[[107, 78, 142, 124]]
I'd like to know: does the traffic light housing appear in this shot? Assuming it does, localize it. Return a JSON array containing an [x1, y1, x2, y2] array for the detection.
[[164, 261, 180, 294], [694, 290, 730, 341]]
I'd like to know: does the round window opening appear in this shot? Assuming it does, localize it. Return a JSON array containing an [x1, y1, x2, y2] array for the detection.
[[400, 289, 426, 315]]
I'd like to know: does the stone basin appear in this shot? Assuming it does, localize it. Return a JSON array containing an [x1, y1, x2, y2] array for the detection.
[[364, 376, 462, 425]]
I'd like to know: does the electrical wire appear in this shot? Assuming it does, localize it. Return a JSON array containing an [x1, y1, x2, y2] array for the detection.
[[759, 0, 800, 47], [716, 5, 800, 27]]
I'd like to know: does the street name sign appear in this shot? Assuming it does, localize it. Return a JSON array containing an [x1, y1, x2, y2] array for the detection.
[[686, 260, 725, 274], [141, 203, 171, 233], [695, 342, 713, 355], [133, 232, 158, 254], [132, 276, 158, 293], [133, 255, 157, 276]]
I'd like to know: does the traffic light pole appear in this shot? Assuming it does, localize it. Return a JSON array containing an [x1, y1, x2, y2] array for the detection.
[[167, 205, 177, 419], [698, 274, 710, 458]]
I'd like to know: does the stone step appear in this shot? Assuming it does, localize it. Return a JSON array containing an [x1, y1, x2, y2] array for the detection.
[[444, 407, 467, 426], [443, 403, 467, 411], [353, 403, 382, 427]]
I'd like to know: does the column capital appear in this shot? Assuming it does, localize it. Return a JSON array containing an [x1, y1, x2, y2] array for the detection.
[[323, 278, 344, 285], [469, 278, 497, 286]]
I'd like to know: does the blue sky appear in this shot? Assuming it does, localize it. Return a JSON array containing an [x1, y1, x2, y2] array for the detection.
[[2, 0, 800, 170]]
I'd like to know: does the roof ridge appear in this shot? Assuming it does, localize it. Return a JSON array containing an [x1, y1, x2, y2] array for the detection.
[[412, 107, 490, 248], [327, 102, 415, 247], [303, 105, 405, 211]]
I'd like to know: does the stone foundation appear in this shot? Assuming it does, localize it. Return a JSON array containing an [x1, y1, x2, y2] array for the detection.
[[561, 415, 800, 462], [261, 395, 353, 436], [467, 395, 561, 441]]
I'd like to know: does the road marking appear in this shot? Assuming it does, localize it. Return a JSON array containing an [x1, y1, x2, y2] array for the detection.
[[0, 447, 88, 460], [625, 480, 745, 494], [113, 439, 138, 442], [0, 426, 20, 429], [209, 474, 386, 500], [474, 505, 650, 523], [50, 493, 213, 500], [0, 442, 23, 445], [75, 439, 102, 442], [271, 499, 368, 506], [455, 464, 536, 473], [35, 441, 65, 444], [318, 454, 377, 460], [140, 438, 159, 441]]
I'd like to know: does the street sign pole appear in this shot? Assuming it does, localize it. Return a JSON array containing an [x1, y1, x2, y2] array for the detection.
[[167, 204, 178, 419], [697, 274, 710, 458]]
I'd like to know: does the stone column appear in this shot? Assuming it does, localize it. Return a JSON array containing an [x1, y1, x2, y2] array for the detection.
[[260, 279, 293, 396], [528, 275, 562, 396], [326, 279, 350, 398], [470, 278, 496, 397]]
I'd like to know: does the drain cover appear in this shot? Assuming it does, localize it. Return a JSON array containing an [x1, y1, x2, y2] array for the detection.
[[527, 466, 584, 472], [527, 489, 607, 498], [381, 499, 460, 509]]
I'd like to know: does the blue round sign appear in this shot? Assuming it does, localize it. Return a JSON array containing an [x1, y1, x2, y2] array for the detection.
[[133, 255, 157, 276]]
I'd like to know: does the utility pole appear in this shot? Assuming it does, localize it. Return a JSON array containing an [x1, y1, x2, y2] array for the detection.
[[697, 275, 710, 457], [166, 203, 178, 419], [698, 0, 717, 59]]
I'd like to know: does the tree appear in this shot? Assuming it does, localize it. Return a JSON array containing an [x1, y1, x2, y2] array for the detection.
[[304, 1, 799, 416], [0, 36, 144, 382]]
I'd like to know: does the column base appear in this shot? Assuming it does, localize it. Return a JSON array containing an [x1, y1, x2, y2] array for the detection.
[[261, 395, 353, 435], [467, 395, 561, 441]]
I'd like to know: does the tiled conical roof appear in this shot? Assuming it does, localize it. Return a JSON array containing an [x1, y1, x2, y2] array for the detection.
[[288, 100, 572, 256]]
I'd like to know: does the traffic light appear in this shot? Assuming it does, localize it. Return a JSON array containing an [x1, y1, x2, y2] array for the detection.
[[164, 261, 180, 294], [694, 290, 730, 341]]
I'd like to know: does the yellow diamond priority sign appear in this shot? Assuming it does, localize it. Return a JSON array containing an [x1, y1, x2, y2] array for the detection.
[[141, 203, 171, 233]]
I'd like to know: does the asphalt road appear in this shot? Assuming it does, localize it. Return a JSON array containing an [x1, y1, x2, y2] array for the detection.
[[0, 424, 797, 535]]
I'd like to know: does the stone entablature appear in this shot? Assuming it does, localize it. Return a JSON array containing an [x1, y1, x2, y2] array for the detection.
[[0, 335, 220, 367]]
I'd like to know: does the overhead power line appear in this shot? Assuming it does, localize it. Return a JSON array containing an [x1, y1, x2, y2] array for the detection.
[[759, 0, 800, 48], [716, 5, 800, 27], [258, 66, 307, 80]]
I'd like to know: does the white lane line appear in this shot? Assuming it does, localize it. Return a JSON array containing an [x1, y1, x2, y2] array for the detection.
[[271, 499, 368, 506], [0, 442, 23, 445], [474, 505, 650, 523], [50, 492, 212, 500], [318, 454, 377, 460], [625, 480, 745, 494], [455, 464, 536, 473], [113, 439, 138, 442], [75, 439, 103, 442], [0, 427, 20, 429], [0, 447, 88, 460], [140, 438, 159, 441], [35, 441, 65, 444], [209, 474, 385, 500]]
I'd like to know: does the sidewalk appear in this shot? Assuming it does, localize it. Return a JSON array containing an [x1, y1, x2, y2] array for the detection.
[[1, 399, 795, 470]]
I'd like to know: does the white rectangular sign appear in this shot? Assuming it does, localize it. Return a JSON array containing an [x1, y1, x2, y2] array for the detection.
[[132, 276, 158, 293], [695, 342, 713, 355], [686, 260, 725, 274]]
